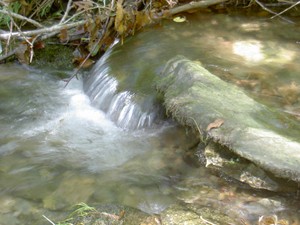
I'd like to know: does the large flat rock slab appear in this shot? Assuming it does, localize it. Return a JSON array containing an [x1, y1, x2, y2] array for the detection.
[[157, 56, 300, 182]]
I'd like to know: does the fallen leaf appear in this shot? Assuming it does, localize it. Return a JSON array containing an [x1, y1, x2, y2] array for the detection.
[[277, 81, 299, 105], [58, 28, 69, 43], [115, 0, 125, 35], [33, 41, 45, 50], [206, 118, 224, 131], [134, 11, 152, 31], [74, 0, 94, 12], [73, 57, 94, 68]]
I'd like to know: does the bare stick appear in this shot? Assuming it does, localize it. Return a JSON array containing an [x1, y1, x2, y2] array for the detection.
[[62, 5, 109, 24], [5, 20, 13, 54], [200, 216, 216, 225], [42, 215, 56, 225], [271, 0, 300, 19], [60, 0, 73, 24], [0, 20, 87, 40], [64, 0, 116, 87], [0, 48, 16, 62], [0, 9, 44, 28]]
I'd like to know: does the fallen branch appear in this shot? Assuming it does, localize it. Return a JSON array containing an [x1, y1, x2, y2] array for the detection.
[[167, 0, 228, 15], [0, 9, 44, 28], [255, 0, 295, 23], [64, 0, 116, 87], [271, 0, 300, 19], [0, 20, 87, 40], [59, 0, 73, 24]]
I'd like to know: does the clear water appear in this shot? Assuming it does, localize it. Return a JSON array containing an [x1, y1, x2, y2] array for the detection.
[[1, 12, 300, 225]]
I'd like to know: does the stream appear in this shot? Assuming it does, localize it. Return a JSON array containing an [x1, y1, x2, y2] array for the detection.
[[1, 12, 300, 225]]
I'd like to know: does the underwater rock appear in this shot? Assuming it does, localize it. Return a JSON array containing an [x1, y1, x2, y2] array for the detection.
[[156, 55, 300, 183], [160, 203, 237, 225], [43, 174, 95, 210], [202, 142, 284, 191]]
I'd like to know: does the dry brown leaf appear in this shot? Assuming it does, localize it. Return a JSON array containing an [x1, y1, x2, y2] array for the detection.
[[100, 212, 120, 220], [277, 81, 300, 105], [80, 58, 95, 68], [134, 11, 152, 30], [33, 41, 45, 50], [74, 0, 94, 12], [258, 215, 289, 225], [206, 118, 224, 131], [235, 79, 259, 90], [58, 28, 69, 43]]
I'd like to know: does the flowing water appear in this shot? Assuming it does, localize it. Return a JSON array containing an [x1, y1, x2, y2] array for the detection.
[[1, 12, 300, 224]]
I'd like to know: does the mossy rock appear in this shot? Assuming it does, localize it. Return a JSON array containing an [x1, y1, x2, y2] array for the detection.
[[32, 43, 75, 78]]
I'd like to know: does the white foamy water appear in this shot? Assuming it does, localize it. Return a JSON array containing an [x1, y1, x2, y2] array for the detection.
[[83, 47, 158, 130], [13, 76, 162, 173]]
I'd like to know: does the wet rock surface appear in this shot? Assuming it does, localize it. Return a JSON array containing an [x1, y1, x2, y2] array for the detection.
[[197, 141, 298, 192]]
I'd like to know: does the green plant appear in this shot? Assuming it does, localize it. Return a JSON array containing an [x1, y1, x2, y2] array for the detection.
[[43, 202, 96, 225], [69, 202, 97, 218], [0, 2, 22, 27]]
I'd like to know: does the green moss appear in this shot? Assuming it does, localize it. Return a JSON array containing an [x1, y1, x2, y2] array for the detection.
[[32, 44, 75, 71]]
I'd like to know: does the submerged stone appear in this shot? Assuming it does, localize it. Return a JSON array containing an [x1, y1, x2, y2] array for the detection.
[[200, 142, 297, 191], [156, 56, 300, 183], [43, 174, 95, 210], [160, 203, 237, 225]]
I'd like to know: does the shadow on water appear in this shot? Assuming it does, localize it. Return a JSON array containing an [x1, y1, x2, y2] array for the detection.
[[0, 12, 300, 224]]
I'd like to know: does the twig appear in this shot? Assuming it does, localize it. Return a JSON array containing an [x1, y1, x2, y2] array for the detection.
[[64, 0, 116, 87], [25, 0, 53, 24], [5, 19, 13, 54], [0, 20, 87, 40], [60, 0, 73, 24], [63, 5, 109, 24], [0, 48, 17, 62], [42, 215, 56, 225], [200, 216, 216, 225], [0, 9, 44, 28], [5, 9, 38, 63], [271, 0, 300, 19]]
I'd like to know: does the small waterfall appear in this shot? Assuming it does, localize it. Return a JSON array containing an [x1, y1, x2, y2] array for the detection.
[[83, 46, 158, 130]]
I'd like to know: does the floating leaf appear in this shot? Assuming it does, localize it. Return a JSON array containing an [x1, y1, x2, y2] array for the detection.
[[173, 16, 186, 23]]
